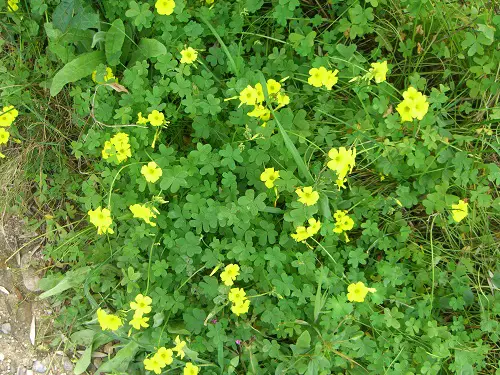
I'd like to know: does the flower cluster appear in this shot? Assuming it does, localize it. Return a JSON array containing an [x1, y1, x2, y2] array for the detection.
[[308, 66, 339, 90], [180, 47, 198, 64], [129, 294, 152, 331], [220, 264, 240, 286], [295, 186, 319, 206], [92, 66, 115, 83], [327, 147, 356, 189], [396, 86, 429, 122], [102, 132, 132, 163], [136, 110, 166, 127], [333, 210, 355, 242], [97, 308, 123, 331], [228, 287, 250, 316], [291, 217, 321, 242], [155, 0, 175, 15], [347, 282, 376, 302], [238, 78, 290, 126], [129, 203, 159, 227], [141, 161, 163, 183], [260, 167, 280, 189], [0, 105, 18, 158], [88, 206, 114, 235], [451, 199, 468, 223], [144, 336, 194, 374], [6, 0, 18, 11]]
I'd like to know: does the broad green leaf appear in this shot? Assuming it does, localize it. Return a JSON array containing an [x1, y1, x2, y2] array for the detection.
[[95, 341, 139, 373], [105, 19, 125, 66], [74, 346, 92, 375], [128, 38, 167, 66], [39, 266, 91, 298], [50, 51, 105, 96]]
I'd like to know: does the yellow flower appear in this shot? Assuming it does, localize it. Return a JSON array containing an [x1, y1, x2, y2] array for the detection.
[[0, 128, 10, 145], [102, 132, 131, 163], [260, 167, 280, 188], [266, 79, 281, 94], [347, 281, 376, 303], [137, 112, 149, 125], [88, 207, 114, 235], [333, 210, 354, 240], [96, 308, 123, 331], [129, 313, 150, 330], [247, 104, 268, 118], [228, 288, 247, 304], [396, 99, 414, 122], [156, 347, 173, 367], [291, 226, 310, 242], [308, 67, 327, 88], [184, 362, 200, 375], [180, 47, 198, 64], [295, 186, 319, 206], [148, 110, 165, 126], [451, 199, 468, 223], [368, 61, 388, 83], [322, 69, 339, 90], [130, 294, 152, 315], [7, 0, 19, 12], [276, 93, 290, 108], [144, 355, 164, 374], [173, 336, 186, 359], [327, 147, 356, 181], [410, 94, 429, 120], [403, 86, 420, 101], [141, 161, 163, 183], [239, 85, 258, 106], [220, 264, 240, 286], [0, 106, 18, 127], [254, 83, 265, 103], [306, 217, 321, 236], [129, 204, 158, 227], [155, 0, 175, 15], [92, 67, 115, 83], [231, 299, 250, 316]]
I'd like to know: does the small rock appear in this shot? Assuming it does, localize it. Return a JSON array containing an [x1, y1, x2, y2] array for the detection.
[[22, 267, 41, 292], [26, 371, 34, 375], [62, 357, 73, 372], [32, 361, 46, 374], [0, 352, 4, 361], [1, 322, 12, 334]]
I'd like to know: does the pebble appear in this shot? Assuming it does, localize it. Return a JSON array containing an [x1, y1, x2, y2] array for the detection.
[[26, 371, 34, 375], [1, 322, 12, 334], [0, 352, 4, 361], [32, 361, 46, 374], [62, 357, 73, 372]]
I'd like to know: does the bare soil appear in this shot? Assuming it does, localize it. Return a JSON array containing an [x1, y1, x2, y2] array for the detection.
[[0, 216, 73, 375]]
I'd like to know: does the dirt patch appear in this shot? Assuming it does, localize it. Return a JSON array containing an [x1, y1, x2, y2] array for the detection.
[[0, 216, 74, 375]]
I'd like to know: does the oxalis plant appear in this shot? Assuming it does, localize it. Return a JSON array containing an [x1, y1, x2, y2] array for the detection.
[[1, 0, 499, 374]]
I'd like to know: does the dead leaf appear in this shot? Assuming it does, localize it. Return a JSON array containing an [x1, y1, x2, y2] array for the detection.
[[416, 25, 424, 35], [417, 42, 424, 54], [106, 83, 129, 93], [383, 104, 393, 118], [30, 316, 36, 345]]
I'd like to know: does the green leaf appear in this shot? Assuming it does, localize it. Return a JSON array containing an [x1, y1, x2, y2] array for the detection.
[[95, 341, 139, 373], [39, 266, 91, 298], [128, 38, 167, 66], [74, 346, 92, 375], [291, 330, 311, 355], [50, 51, 105, 96], [105, 19, 125, 66]]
